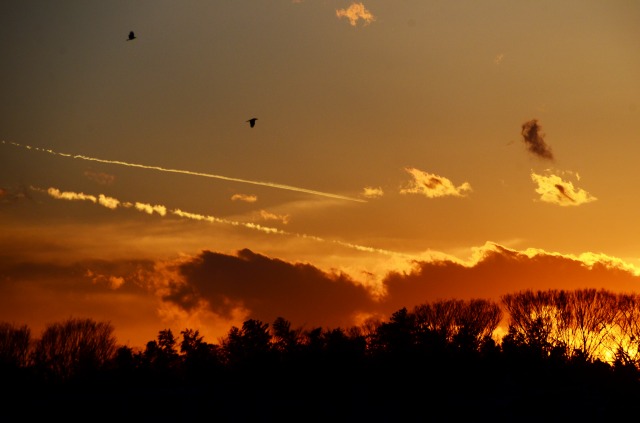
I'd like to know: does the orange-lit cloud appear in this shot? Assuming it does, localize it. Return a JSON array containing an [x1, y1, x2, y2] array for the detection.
[[530, 171, 597, 206], [45, 187, 168, 213], [47, 187, 97, 203], [259, 210, 290, 225], [86, 269, 125, 289], [381, 242, 640, 315], [99, 194, 121, 210], [231, 193, 258, 203], [133, 202, 167, 216], [400, 167, 472, 198], [362, 186, 384, 198], [521, 119, 554, 160], [336, 2, 375, 27]]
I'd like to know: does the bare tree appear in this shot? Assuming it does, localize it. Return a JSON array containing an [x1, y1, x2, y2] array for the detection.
[[502, 289, 627, 363], [414, 299, 501, 351], [454, 299, 502, 351], [414, 299, 463, 343], [560, 289, 620, 361], [32, 318, 116, 381], [607, 293, 640, 366], [0, 322, 31, 369], [501, 290, 567, 356]]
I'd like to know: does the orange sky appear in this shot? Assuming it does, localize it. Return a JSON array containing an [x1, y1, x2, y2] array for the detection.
[[1, 1, 639, 348]]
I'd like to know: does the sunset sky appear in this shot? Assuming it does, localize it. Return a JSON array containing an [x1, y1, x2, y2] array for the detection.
[[1, 1, 640, 348]]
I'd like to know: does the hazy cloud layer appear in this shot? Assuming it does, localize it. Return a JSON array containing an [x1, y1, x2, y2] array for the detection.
[[530, 171, 597, 206], [521, 119, 554, 160], [259, 210, 290, 225], [336, 2, 375, 26], [84, 170, 115, 186], [400, 168, 472, 198]]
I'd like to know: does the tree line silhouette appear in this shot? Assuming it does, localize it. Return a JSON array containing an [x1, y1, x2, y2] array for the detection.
[[3, 288, 640, 420]]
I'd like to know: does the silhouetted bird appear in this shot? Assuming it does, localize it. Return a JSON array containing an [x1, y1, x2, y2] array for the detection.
[[127, 31, 136, 41], [247, 118, 258, 128]]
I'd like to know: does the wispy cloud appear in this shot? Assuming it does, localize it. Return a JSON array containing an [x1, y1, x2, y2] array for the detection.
[[0, 186, 30, 204], [494, 53, 505, 65], [259, 210, 290, 225], [336, 2, 376, 27], [231, 193, 258, 203], [84, 170, 115, 186], [86, 269, 125, 289], [400, 167, 472, 198], [362, 186, 384, 198], [530, 170, 597, 206], [521, 119, 554, 160]]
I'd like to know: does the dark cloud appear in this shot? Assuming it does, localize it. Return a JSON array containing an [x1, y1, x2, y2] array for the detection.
[[521, 119, 554, 160], [175, 249, 377, 328]]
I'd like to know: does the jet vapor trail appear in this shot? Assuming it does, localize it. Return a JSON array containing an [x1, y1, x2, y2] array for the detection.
[[37, 185, 410, 259], [3, 141, 366, 203]]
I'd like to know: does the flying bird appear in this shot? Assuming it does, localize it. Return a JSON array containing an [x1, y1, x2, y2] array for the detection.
[[127, 31, 136, 41], [246, 118, 258, 128]]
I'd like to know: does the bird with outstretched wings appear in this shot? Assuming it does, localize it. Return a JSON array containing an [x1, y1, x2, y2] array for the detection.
[[246, 118, 258, 128]]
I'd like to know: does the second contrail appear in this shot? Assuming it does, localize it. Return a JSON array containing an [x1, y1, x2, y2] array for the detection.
[[3, 141, 366, 203]]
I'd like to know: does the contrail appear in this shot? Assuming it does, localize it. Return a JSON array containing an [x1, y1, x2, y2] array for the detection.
[[36, 185, 411, 259], [3, 141, 366, 203]]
